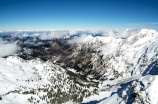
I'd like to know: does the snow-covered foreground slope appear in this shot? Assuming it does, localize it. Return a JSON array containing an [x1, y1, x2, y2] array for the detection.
[[98, 75, 158, 104], [82, 75, 158, 104], [0, 56, 98, 104]]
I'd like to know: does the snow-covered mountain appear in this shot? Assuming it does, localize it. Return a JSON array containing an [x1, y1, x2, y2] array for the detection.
[[62, 29, 158, 80], [0, 56, 98, 104], [60, 29, 158, 103], [0, 29, 158, 104]]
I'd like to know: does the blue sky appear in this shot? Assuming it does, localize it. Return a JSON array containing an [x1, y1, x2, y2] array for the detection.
[[0, 0, 158, 31]]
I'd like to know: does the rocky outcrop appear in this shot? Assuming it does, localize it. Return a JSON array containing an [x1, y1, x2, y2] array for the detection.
[[59, 29, 158, 81]]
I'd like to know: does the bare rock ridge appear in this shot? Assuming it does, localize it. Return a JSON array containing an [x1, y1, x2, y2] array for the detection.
[[58, 29, 158, 80]]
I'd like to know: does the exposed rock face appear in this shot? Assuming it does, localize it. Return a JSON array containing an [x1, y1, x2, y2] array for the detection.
[[59, 29, 158, 81], [17, 38, 71, 61]]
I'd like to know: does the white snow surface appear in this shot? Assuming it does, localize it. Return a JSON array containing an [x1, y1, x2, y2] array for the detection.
[[0, 56, 51, 103], [0, 56, 97, 104]]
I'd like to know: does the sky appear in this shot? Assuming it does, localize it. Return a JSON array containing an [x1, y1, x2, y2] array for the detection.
[[0, 0, 158, 31]]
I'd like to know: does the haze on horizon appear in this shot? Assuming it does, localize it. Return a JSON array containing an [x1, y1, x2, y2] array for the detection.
[[0, 0, 158, 31]]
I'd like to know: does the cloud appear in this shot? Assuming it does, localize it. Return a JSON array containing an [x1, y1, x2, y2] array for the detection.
[[68, 34, 89, 44], [22, 33, 29, 37], [23, 49, 32, 54], [34, 42, 44, 46], [31, 33, 40, 37], [102, 31, 116, 37], [88, 30, 101, 34], [102, 29, 139, 38], [39, 31, 67, 40], [0, 38, 20, 57], [24, 39, 34, 44], [69, 30, 78, 36]]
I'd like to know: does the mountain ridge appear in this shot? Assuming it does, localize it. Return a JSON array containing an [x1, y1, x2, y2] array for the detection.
[[0, 28, 158, 104]]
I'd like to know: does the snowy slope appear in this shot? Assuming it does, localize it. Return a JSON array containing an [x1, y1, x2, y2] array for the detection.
[[0, 56, 98, 104], [97, 75, 158, 104], [81, 29, 158, 103], [67, 29, 158, 80]]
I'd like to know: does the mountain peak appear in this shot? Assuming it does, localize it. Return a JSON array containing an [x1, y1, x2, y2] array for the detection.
[[139, 28, 157, 35]]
